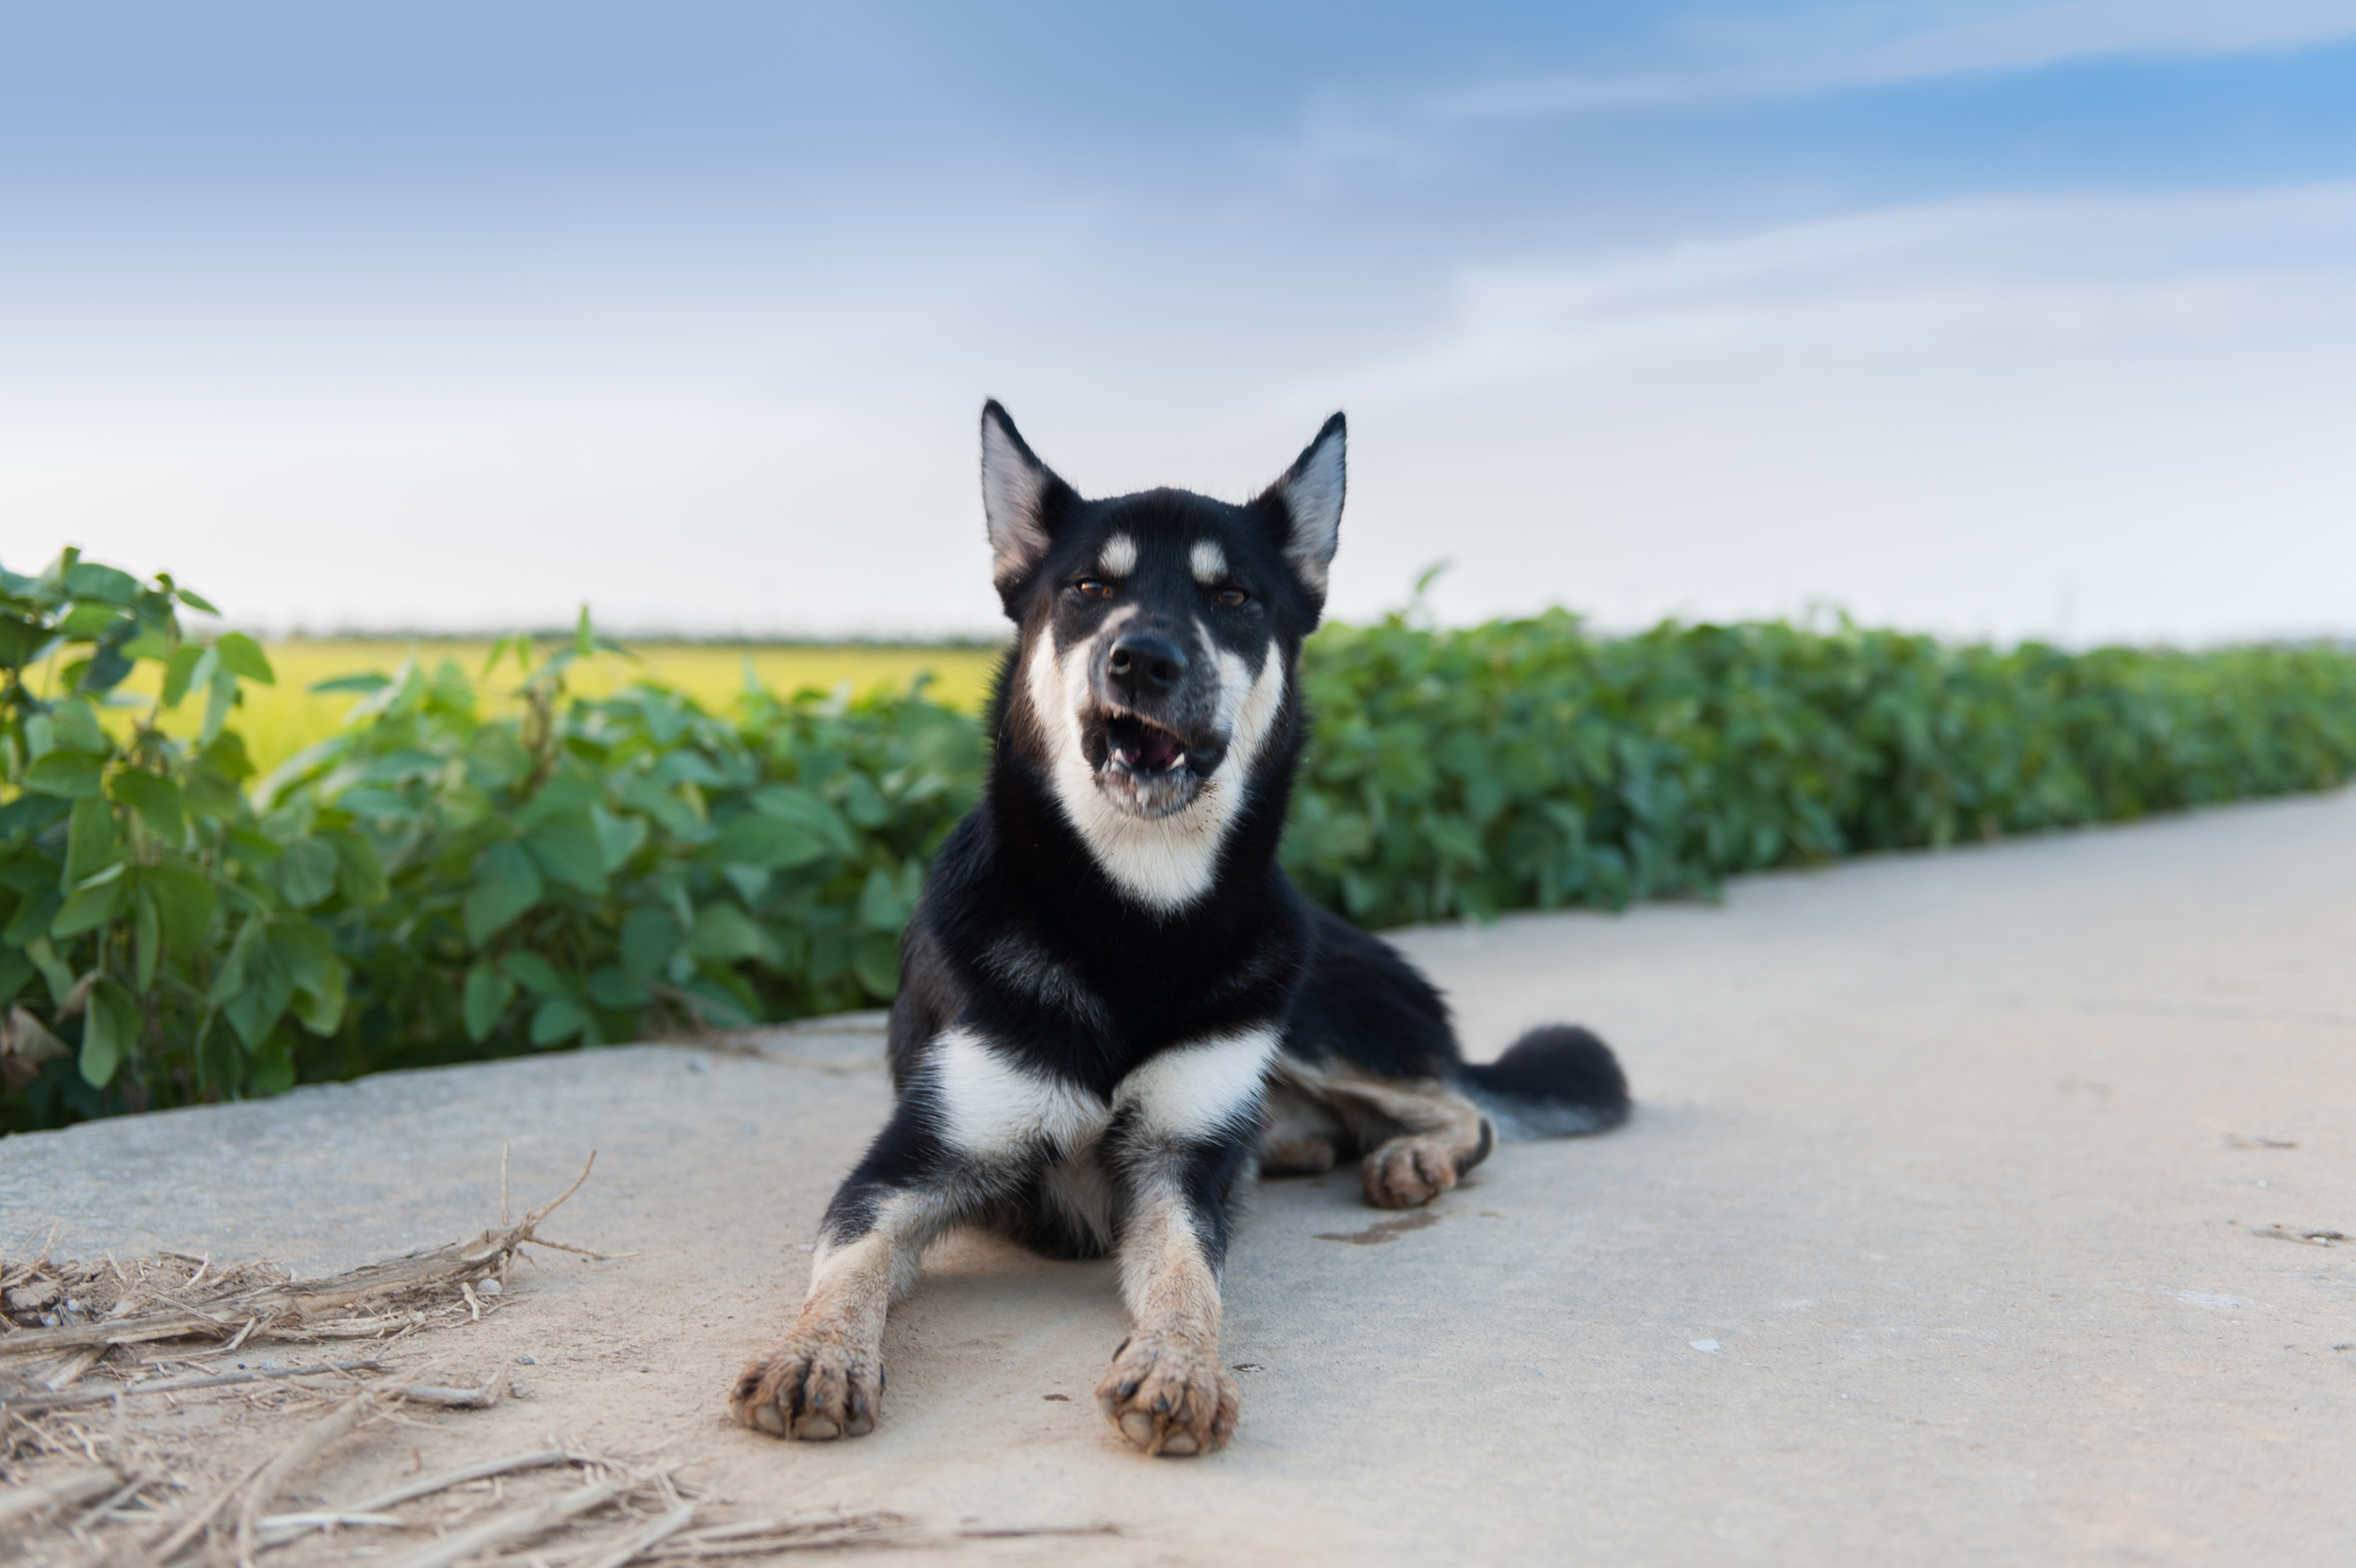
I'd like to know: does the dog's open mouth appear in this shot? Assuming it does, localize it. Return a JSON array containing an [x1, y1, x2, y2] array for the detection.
[[1090, 712, 1211, 818], [1106, 714, 1187, 776]]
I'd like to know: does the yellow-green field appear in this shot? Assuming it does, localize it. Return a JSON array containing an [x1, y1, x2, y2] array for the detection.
[[111, 641, 1006, 778]]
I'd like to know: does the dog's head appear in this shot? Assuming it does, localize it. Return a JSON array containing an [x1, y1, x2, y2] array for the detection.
[[978, 401, 1345, 909]]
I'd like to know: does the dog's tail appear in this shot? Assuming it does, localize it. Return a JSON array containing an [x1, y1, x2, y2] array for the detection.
[[1452, 1024, 1630, 1140]]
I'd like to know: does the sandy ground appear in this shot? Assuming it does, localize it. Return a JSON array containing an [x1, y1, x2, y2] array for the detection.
[[4, 788, 2353, 1565]]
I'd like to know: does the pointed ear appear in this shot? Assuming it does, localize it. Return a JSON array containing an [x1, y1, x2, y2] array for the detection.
[[1258, 413, 1346, 595], [980, 400, 1071, 592]]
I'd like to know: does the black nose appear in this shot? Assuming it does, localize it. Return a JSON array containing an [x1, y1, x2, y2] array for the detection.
[[1106, 632, 1189, 696]]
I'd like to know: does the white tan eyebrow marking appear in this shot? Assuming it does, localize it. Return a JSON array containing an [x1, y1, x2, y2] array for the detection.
[[1189, 539, 1228, 585], [1100, 533, 1138, 577]]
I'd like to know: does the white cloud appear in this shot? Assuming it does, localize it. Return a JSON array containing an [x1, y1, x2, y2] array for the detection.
[[1270, 185, 2356, 645], [1430, 0, 2356, 122]]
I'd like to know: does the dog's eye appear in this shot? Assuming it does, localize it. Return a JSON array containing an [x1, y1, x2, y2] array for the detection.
[[1076, 579, 1116, 598], [1215, 587, 1249, 608]]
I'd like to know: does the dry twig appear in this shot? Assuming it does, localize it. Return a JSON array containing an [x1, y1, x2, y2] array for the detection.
[[376, 1478, 628, 1568], [0, 1152, 606, 1364], [0, 1358, 390, 1416], [0, 1464, 117, 1529], [235, 1392, 378, 1562]]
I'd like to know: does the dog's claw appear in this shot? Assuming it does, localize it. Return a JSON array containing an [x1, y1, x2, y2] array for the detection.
[[1096, 1331, 1237, 1458], [730, 1334, 884, 1442]]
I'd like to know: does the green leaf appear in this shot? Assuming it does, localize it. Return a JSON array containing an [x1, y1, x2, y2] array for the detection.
[[0, 614, 47, 671], [200, 664, 238, 746], [327, 829, 388, 906], [23, 938, 75, 1005], [702, 811, 826, 871], [523, 812, 609, 895], [0, 793, 72, 842], [134, 883, 161, 992], [0, 948, 31, 1007], [463, 962, 516, 1043], [529, 995, 592, 1047], [209, 917, 263, 1005], [174, 585, 221, 614], [63, 562, 140, 606], [750, 786, 857, 856], [146, 863, 216, 955], [49, 697, 109, 754], [268, 921, 338, 1000], [161, 644, 203, 708], [79, 978, 136, 1087], [686, 900, 768, 964], [274, 837, 340, 909], [65, 797, 120, 885], [214, 631, 276, 684], [587, 964, 649, 1009], [310, 672, 392, 694], [857, 865, 914, 934], [499, 951, 565, 996], [221, 931, 295, 1052], [3, 887, 62, 946], [618, 906, 680, 982], [463, 841, 545, 946], [250, 1029, 296, 1094], [120, 627, 175, 662], [291, 960, 348, 1034], [668, 977, 753, 1029], [852, 930, 902, 999], [58, 601, 126, 639], [109, 770, 188, 843], [590, 806, 647, 872], [50, 873, 125, 939], [24, 752, 103, 799]]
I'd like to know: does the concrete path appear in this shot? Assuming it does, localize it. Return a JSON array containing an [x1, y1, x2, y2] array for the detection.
[[7, 790, 2353, 1564]]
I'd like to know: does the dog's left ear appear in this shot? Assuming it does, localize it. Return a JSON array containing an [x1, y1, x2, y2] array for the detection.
[[1257, 413, 1346, 596], [980, 400, 1075, 597]]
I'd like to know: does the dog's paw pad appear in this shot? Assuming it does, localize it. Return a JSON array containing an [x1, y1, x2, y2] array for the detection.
[[729, 1334, 883, 1442], [1359, 1135, 1462, 1209], [1095, 1333, 1237, 1458]]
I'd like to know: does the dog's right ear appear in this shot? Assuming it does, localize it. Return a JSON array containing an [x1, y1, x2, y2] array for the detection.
[[980, 400, 1073, 595]]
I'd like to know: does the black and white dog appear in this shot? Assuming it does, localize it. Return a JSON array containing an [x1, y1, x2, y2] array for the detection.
[[730, 404, 1628, 1456]]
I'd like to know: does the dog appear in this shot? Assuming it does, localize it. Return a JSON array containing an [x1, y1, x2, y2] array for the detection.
[[728, 402, 1629, 1456]]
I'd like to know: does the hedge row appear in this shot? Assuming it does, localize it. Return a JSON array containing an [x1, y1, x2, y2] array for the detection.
[[7, 553, 2355, 1131]]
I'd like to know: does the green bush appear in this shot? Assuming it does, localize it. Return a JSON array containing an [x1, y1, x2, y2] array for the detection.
[[1283, 611, 2356, 925], [1, 552, 977, 1130], [7, 551, 2356, 1133]]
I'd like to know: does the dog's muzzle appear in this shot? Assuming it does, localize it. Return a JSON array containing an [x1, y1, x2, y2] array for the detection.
[[1084, 629, 1224, 818]]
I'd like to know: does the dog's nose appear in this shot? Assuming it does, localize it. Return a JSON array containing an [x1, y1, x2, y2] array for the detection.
[[1105, 632, 1189, 697]]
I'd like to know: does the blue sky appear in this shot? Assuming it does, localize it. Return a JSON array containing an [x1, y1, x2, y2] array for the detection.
[[7, 2, 2356, 641]]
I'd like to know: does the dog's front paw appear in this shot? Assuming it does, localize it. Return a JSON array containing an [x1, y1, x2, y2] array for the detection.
[[1094, 1331, 1237, 1457], [730, 1331, 883, 1441]]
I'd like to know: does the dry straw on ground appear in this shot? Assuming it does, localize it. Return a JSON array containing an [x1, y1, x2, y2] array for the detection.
[[1, 1148, 1116, 1566]]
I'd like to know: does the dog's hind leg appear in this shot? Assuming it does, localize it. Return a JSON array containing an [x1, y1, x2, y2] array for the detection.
[[1270, 1060, 1495, 1210]]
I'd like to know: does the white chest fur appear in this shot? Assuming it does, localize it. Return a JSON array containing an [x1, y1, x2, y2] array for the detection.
[[925, 1027, 1278, 1159]]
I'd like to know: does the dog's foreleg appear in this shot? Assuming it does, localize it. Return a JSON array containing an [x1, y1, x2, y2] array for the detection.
[[1095, 1155, 1244, 1457], [729, 1102, 962, 1441], [1093, 1031, 1270, 1457]]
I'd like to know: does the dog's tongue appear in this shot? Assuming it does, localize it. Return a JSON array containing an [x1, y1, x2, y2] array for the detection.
[[1136, 726, 1185, 772]]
